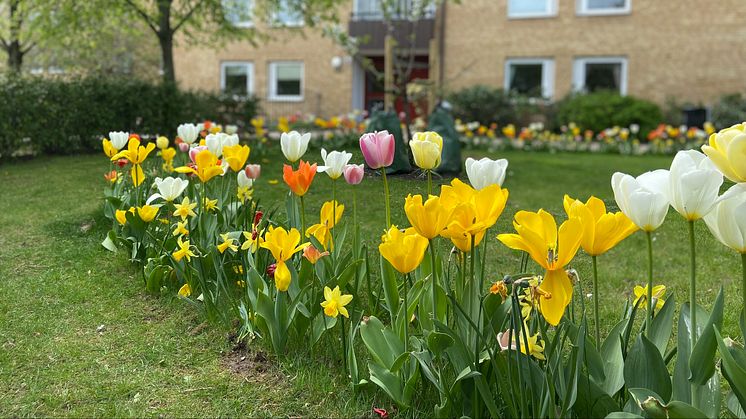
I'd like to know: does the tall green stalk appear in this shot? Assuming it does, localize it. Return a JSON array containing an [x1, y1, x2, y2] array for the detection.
[[426, 169, 432, 196], [742, 253, 746, 310], [688, 220, 699, 408], [429, 239, 438, 324], [645, 231, 653, 337], [381, 168, 391, 229], [592, 255, 600, 345], [299, 195, 307, 235], [403, 273, 409, 349]]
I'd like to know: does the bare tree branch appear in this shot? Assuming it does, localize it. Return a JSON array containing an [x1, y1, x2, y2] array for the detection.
[[123, 0, 160, 34], [20, 41, 35, 54], [173, 0, 206, 33]]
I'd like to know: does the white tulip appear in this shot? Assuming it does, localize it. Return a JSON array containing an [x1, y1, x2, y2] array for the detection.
[[237, 170, 253, 188], [205, 133, 227, 157], [465, 157, 508, 189], [177, 123, 200, 145], [318, 148, 352, 180], [280, 131, 311, 162], [108, 131, 129, 150], [704, 184, 746, 253], [147, 177, 189, 204], [225, 125, 238, 135], [223, 134, 239, 147], [611, 171, 670, 231]]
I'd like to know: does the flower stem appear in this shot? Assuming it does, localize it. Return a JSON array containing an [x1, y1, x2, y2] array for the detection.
[[592, 255, 600, 345], [645, 231, 653, 338], [403, 272, 409, 350], [299, 195, 306, 235], [426, 169, 432, 196], [688, 220, 699, 408], [381, 168, 391, 229], [742, 253, 746, 311], [340, 315, 347, 374], [429, 238, 438, 325]]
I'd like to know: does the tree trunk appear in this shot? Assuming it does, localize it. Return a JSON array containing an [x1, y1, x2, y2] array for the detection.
[[157, 0, 175, 85], [7, 40, 23, 72]]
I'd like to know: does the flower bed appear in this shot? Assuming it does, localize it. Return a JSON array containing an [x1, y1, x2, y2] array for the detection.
[[100, 120, 746, 417]]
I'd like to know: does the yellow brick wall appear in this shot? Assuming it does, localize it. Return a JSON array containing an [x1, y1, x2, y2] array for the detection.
[[442, 0, 746, 105]]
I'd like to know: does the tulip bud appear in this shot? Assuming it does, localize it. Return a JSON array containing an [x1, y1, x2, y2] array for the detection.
[[245, 164, 261, 180], [178, 142, 189, 152], [343, 164, 364, 185], [410, 131, 443, 170], [266, 263, 276, 278], [156, 136, 169, 150], [359, 131, 395, 169]]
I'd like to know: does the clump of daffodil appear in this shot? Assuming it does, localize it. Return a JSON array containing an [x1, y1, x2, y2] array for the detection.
[[110, 137, 156, 187], [498, 210, 583, 326], [260, 226, 309, 291], [306, 200, 344, 251], [633, 284, 666, 311], [321, 286, 353, 318], [217, 233, 238, 254], [175, 149, 223, 183], [173, 197, 197, 220], [173, 236, 197, 262]]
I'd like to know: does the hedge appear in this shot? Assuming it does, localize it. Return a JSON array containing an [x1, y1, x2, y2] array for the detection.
[[0, 75, 259, 160]]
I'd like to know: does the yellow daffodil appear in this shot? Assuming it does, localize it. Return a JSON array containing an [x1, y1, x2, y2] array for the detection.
[[136, 205, 158, 223], [217, 233, 238, 254], [102, 139, 117, 158], [110, 137, 156, 187], [404, 194, 453, 239], [379, 226, 429, 274], [203, 197, 219, 212], [563, 195, 638, 256], [490, 280, 508, 301], [241, 229, 264, 253], [173, 237, 196, 262], [237, 186, 253, 203], [633, 284, 666, 311], [173, 221, 189, 237], [178, 283, 191, 297], [260, 226, 309, 291], [498, 325, 546, 360], [173, 197, 197, 220], [175, 149, 223, 183], [222, 144, 251, 172], [321, 286, 353, 318], [497, 210, 583, 326]]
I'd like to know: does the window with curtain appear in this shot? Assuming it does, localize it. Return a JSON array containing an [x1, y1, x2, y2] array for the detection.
[[269, 62, 303, 100], [221, 62, 253, 96]]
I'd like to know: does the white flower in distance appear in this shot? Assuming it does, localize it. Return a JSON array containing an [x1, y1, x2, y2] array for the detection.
[[225, 124, 238, 135], [237, 170, 253, 188], [318, 148, 352, 180], [611, 171, 670, 232], [642, 150, 723, 221], [465, 157, 508, 189], [147, 177, 189, 204], [205, 133, 227, 157], [704, 184, 746, 253], [280, 131, 311, 163], [177, 123, 199, 144], [108, 131, 129, 150]]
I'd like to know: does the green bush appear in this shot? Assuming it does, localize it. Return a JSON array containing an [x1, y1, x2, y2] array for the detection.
[[710, 93, 746, 128], [447, 85, 542, 126], [555, 91, 662, 136], [0, 75, 260, 160]]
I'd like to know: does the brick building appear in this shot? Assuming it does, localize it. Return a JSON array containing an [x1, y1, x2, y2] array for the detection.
[[174, 0, 746, 118]]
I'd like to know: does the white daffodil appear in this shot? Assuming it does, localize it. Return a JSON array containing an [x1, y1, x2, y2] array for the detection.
[[318, 148, 352, 180], [465, 157, 508, 189], [280, 131, 311, 163]]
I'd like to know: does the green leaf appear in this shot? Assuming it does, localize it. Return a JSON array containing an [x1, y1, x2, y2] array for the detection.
[[649, 294, 675, 356], [427, 331, 454, 357], [311, 312, 336, 347], [727, 390, 745, 418], [629, 388, 707, 419], [624, 334, 671, 402], [379, 256, 399, 319], [367, 361, 407, 407], [605, 413, 643, 419], [600, 320, 627, 396], [574, 374, 618, 419], [715, 327, 746, 412], [101, 230, 118, 252], [689, 287, 724, 385], [360, 316, 403, 369], [672, 302, 708, 403]]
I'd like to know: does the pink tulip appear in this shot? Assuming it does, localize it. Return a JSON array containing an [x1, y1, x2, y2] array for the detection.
[[189, 145, 208, 163], [343, 164, 364, 185], [359, 131, 395, 169], [178, 142, 189, 153], [244, 164, 261, 180]]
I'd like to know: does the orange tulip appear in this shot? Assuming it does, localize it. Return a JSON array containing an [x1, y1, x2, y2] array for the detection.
[[283, 160, 317, 196]]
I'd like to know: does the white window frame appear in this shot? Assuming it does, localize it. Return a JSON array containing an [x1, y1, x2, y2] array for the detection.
[[220, 61, 254, 96], [271, 0, 304, 27], [503, 58, 555, 99], [576, 0, 631, 16], [223, 0, 253, 28], [268, 61, 304, 102], [507, 0, 558, 19], [572, 56, 628, 95]]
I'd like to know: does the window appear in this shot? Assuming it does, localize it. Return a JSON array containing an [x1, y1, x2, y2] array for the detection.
[[573, 57, 627, 95], [269, 62, 303, 101], [577, 0, 630, 15], [504, 58, 554, 98], [507, 0, 557, 19], [220, 62, 254, 96], [353, 0, 436, 20], [223, 0, 253, 27], [272, 0, 304, 26]]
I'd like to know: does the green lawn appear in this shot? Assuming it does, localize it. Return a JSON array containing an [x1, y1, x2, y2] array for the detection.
[[0, 148, 742, 416]]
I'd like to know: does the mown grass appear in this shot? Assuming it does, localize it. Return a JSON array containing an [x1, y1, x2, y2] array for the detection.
[[0, 147, 742, 416]]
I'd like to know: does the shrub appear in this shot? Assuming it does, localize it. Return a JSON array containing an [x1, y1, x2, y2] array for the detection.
[[555, 91, 662, 136], [710, 93, 746, 128], [447, 85, 542, 126], [0, 75, 260, 160]]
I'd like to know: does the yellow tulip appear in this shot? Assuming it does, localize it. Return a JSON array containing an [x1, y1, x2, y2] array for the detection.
[[497, 210, 583, 325], [115, 209, 129, 225], [439, 179, 509, 251], [260, 226, 308, 291], [110, 137, 156, 187], [379, 226, 429, 274], [404, 194, 453, 239], [563, 195, 638, 256], [701, 123, 746, 182], [222, 144, 251, 172], [410, 131, 443, 170], [305, 200, 344, 250], [136, 205, 158, 223], [102, 139, 117, 158], [175, 149, 223, 183], [321, 286, 353, 318], [156, 136, 169, 150], [274, 261, 292, 292]]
